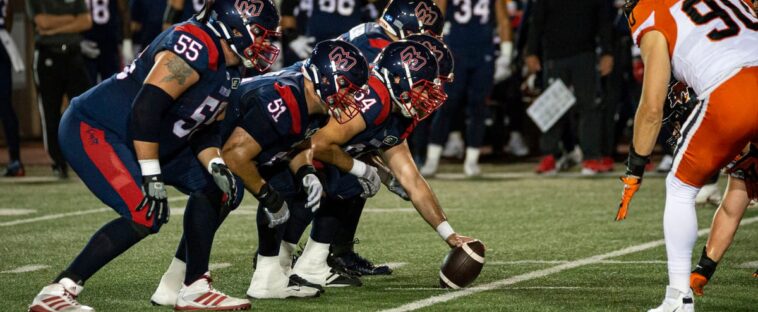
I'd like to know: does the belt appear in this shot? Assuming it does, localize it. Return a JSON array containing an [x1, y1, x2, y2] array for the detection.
[[36, 43, 80, 54]]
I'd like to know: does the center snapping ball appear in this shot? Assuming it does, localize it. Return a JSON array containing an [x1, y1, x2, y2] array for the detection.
[[439, 240, 485, 289]]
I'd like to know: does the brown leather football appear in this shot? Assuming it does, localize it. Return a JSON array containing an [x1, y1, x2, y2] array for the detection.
[[439, 240, 485, 289]]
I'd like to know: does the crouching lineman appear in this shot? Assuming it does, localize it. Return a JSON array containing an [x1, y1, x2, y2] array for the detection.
[[616, 0, 758, 311], [281, 40, 475, 288], [152, 39, 371, 301], [28, 1, 281, 311]]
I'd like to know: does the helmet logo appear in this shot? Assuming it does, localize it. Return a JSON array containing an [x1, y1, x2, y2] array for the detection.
[[415, 2, 439, 26], [235, 0, 265, 17], [420, 41, 443, 63], [400, 46, 427, 71], [328, 47, 358, 71]]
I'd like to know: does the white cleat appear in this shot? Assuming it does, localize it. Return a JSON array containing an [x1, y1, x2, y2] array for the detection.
[[648, 286, 695, 312], [463, 148, 481, 177], [150, 257, 186, 307], [28, 278, 94, 312], [247, 255, 320, 299], [657, 155, 674, 173], [504, 132, 529, 157], [175, 273, 250, 311], [441, 132, 464, 158], [292, 238, 361, 288], [695, 183, 721, 206]]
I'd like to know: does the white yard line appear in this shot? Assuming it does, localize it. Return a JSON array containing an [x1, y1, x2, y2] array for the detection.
[[487, 260, 667, 265], [736, 261, 758, 269], [209, 262, 232, 270], [0, 196, 187, 227], [381, 215, 758, 312], [0, 208, 37, 216], [1, 264, 50, 273], [384, 286, 584, 291]]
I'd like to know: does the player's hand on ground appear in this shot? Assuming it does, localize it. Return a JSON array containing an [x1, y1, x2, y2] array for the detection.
[[255, 183, 290, 228], [385, 175, 410, 201], [445, 233, 477, 248], [352, 160, 381, 198], [210, 162, 238, 208], [137, 174, 170, 225]]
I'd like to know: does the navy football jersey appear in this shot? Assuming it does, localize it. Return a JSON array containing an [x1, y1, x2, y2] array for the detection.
[[301, 0, 367, 42], [342, 76, 415, 157], [338, 22, 393, 64], [130, 0, 167, 48], [0, 0, 7, 29], [70, 20, 241, 161], [231, 68, 327, 175], [444, 0, 496, 47], [84, 0, 123, 44]]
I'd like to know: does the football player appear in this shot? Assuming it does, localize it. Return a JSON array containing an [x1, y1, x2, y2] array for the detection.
[[28, 1, 281, 311], [617, 0, 758, 311], [164, 0, 206, 29], [689, 144, 758, 296], [82, 0, 133, 82], [284, 40, 475, 288], [420, 0, 513, 177]]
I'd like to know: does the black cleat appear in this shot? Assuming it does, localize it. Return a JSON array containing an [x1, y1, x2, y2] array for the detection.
[[289, 274, 324, 294], [3, 160, 25, 177], [324, 268, 362, 287], [328, 251, 392, 276]]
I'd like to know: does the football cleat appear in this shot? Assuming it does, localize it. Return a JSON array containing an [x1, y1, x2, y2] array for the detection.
[[3, 160, 25, 177], [647, 286, 694, 312], [28, 278, 94, 312], [535, 155, 557, 175], [323, 268, 362, 287], [151, 258, 186, 306], [504, 132, 529, 157], [328, 251, 392, 276], [175, 273, 250, 311], [247, 255, 320, 299], [695, 183, 721, 206]]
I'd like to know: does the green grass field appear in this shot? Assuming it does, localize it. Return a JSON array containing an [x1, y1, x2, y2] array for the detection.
[[1, 165, 756, 311]]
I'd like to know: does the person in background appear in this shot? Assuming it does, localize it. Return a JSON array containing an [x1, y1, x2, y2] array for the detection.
[[0, 0, 24, 176], [163, 0, 205, 29], [82, 0, 133, 83], [27, 0, 93, 178], [130, 0, 167, 50], [526, 0, 613, 175]]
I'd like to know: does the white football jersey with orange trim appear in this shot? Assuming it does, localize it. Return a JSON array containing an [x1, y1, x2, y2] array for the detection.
[[629, 0, 758, 97]]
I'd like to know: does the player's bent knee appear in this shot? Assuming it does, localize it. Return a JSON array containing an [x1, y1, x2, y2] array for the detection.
[[126, 218, 153, 238]]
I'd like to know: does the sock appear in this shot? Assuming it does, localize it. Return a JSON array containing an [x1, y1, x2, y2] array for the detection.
[[693, 247, 718, 280], [256, 200, 286, 257], [332, 197, 366, 256], [311, 201, 341, 246], [58, 217, 150, 284], [424, 144, 443, 168], [464, 147, 480, 165], [663, 175, 700, 293], [279, 241, 296, 272], [283, 199, 313, 245], [183, 192, 221, 284], [296, 237, 330, 269], [174, 234, 187, 262]]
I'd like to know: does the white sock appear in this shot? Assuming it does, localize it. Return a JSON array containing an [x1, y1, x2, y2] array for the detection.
[[279, 241, 296, 274], [168, 257, 187, 275], [293, 237, 330, 272], [663, 174, 700, 294], [425, 144, 443, 167], [448, 131, 463, 143], [464, 147, 480, 165]]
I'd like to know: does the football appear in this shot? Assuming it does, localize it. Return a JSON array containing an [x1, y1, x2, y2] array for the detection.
[[439, 240, 486, 289]]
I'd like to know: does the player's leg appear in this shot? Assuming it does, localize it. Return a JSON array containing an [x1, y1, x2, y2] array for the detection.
[[0, 46, 23, 176], [292, 195, 362, 287], [248, 171, 321, 299], [536, 58, 571, 174], [690, 176, 750, 296], [651, 68, 758, 312], [570, 52, 603, 175], [421, 52, 468, 177], [34, 49, 68, 178], [462, 50, 495, 177], [30, 109, 155, 312]]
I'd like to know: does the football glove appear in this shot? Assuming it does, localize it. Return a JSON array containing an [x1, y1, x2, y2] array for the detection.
[[385, 175, 410, 201], [289, 36, 315, 59], [296, 165, 322, 212], [255, 183, 290, 228], [121, 39, 134, 65], [209, 159, 237, 208], [616, 146, 649, 221], [493, 41, 513, 82], [136, 174, 170, 225], [80, 40, 101, 59], [725, 144, 758, 200], [350, 159, 381, 198]]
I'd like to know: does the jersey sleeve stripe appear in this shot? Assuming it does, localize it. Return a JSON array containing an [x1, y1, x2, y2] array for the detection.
[[174, 24, 220, 71], [368, 77, 391, 126], [274, 83, 302, 135], [369, 38, 391, 50]]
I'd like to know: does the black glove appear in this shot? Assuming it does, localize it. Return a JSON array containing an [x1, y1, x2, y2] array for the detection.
[[210, 162, 237, 208], [255, 183, 290, 228], [136, 174, 169, 225]]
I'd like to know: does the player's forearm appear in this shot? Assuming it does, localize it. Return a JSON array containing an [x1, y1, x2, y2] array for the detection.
[[289, 149, 313, 174], [196, 147, 222, 170], [134, 140, 160, 162], [496, 0, 512, 42], [223, 149, 265, 194], [631, 102, 662, 156], [312, 142, 354, 173], [34, 14, 76, 30], [44, 14, 92, 35], [408, 178, 447, 229]]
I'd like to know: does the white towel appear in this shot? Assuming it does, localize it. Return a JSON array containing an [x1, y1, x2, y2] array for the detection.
[[0, 29, 25, 73]]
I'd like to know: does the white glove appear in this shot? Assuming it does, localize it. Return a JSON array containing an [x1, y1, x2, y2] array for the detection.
[[121, 39, 134, 65], [494, 41, 513, 83], [302, 173, 323, 212], [289, 36, 315, 59], [80, 40, 101, 59], [349, 159, 381, 198]]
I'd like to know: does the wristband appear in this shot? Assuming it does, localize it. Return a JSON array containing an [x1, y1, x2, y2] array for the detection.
[[139, 159, 161, 176], [436, 221, 455, 241], [295, 165, 318, 182], [349, 159, 367, 176], [207, 157, 225, 173], [626, 145, 650, 178]]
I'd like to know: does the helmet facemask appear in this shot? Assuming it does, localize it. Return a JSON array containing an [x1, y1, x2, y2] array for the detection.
[[309, 66, 367, 124], [383, 69, 446, 122], [235, 23, 281, 71]]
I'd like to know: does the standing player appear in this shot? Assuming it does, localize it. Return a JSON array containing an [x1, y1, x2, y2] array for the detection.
[[28, 1, 281, 311], [287, 41, 475, 287], [130, 0, 167, 50], [82, 0, 133, 82], [0, 0, 24, 176], [420, 0, 513, 177], [616, 0, 758, 311], [164, 0, 206, 28], [288, 0, 375, 60]]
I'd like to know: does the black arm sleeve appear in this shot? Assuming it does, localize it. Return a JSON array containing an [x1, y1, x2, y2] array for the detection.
[[189, 121, 222, 156], [130, 84, 174, 142]]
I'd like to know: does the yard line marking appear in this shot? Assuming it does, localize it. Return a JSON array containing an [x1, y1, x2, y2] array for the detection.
[[487, 260, 667, 265], [169, 207, 256, 216], [736, 261, 758, 269], [1, 264, 50, 273], [209, 263, 232, 270], [364, 208, 458, 213], [384, 286, 584, 291], [0, 196, 187, 227], [381, 215, 758, 312], [0, 208, 37, 216], [380, 262, 408, 270]]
